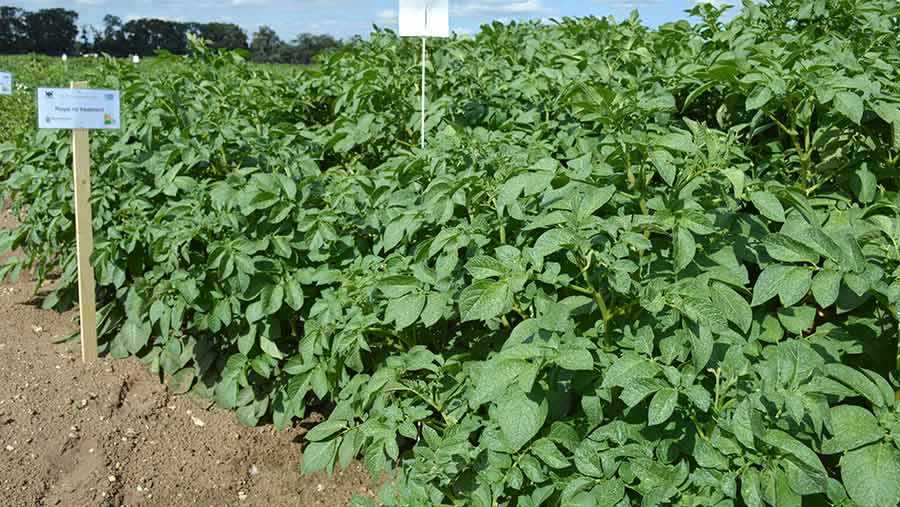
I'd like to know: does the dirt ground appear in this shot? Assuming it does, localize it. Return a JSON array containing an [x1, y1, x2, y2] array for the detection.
[[0, 202, 377, 507]]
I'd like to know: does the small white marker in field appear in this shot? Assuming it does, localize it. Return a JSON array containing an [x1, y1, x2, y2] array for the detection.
[[0, 72, 11, 95], [399, 0, 449, 38], [399, 0, 449, 149], [61, 54, 67, 62], [132, 55, 140, 64]]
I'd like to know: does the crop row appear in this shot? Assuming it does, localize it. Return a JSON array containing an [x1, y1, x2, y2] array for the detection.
[[2, 2, 900, 506]]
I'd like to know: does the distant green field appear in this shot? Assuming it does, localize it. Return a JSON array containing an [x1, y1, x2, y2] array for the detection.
[[0, 55, 96, 141], [0, 54, 304, 142]]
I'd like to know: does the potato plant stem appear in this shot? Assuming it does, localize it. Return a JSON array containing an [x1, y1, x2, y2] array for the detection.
[[896, 321, 900, 376], [421, 37, 426, 150]]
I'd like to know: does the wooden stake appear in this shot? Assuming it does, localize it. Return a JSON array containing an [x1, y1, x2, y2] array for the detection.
[[71, 81, 98, 362]]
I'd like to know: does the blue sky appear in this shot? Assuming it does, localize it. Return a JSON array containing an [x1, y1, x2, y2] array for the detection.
[[6, 1, 725, 41]]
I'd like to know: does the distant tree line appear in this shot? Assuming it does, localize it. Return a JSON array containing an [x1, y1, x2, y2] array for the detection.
[[0, 6, 344, 64], [248, 27, 359, 64]]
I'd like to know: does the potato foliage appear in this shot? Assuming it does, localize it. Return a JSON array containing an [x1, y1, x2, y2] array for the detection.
[[3, 1, 900, 506]]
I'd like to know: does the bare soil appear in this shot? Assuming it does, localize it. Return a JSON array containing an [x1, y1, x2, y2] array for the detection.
[[0, 202, 377, 507]]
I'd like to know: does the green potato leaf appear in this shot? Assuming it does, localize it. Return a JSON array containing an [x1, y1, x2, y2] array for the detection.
[[498, 391, 548, 452], [842, 443, 900, 507]]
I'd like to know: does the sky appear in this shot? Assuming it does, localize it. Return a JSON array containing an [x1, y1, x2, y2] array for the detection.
[[5, 1, 726, 41]]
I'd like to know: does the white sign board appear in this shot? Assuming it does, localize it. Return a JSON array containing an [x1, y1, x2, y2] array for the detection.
[[37, 88, 121, 130], [399, 0, 449, 38], [0, 72, 11, 95]]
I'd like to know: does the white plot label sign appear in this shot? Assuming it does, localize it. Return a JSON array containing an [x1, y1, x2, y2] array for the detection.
[[0, 72, 11, 95], [399, 0, 449, 38], [37, 87, 121, 130]]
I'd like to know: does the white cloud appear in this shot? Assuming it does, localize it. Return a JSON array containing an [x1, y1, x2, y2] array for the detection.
[[375, 8, 396, 23], [452, 0, 545, 16], [592, 0, 667, 7]]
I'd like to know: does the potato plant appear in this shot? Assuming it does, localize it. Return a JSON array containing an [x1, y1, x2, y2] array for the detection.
[[3, 1, 900, 506]]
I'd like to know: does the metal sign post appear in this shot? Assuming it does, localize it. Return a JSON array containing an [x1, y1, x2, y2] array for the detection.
[[399, 0, 449, 149]]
